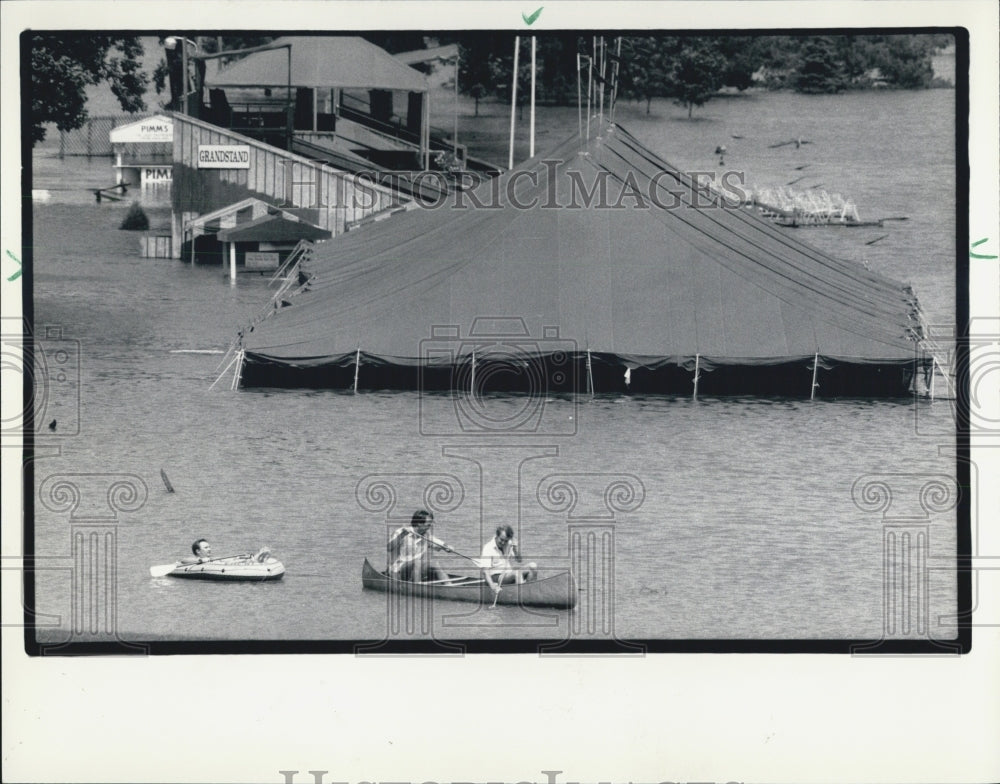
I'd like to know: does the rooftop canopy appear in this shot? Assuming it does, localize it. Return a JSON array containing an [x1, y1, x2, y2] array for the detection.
[[205, 36, 429, 93], [239, 122, 928, 397], [217, 213, 332, 243]]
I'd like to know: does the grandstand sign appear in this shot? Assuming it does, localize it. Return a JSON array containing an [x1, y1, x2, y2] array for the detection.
[[197, 145, 251, 169]]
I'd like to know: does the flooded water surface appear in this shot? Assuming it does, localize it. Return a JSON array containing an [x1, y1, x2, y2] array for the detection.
[[28, 87, 959, 646]]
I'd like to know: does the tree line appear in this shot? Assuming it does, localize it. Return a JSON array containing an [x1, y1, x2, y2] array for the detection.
[[450, 33, 953, 117], [29, 33, 952, 145]]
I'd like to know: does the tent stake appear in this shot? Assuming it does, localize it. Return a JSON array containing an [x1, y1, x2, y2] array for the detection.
[[810, 353, 819, 400], [586, 349, 594, 396], [353, 346, 361, 394], [693, 353, 700, 400]]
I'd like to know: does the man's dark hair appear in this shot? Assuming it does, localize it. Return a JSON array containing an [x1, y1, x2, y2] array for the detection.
[[411, 509, 433, 526]]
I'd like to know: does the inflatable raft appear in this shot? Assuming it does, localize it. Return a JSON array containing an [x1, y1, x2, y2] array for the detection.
[[165, 555, 285, 581]]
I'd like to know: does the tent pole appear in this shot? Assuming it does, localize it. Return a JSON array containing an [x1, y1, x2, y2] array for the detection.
[[611, 37, 622, 123], [231, 349, 245, 391], [598, 36, 604, 127], [529, 36, 536, 158], [286, 44, 292, 152], [693, 353, 700, 400], [586, 42, 593, 141], [586, 349, 594, 397], [508, 36, 520, 169], [453, 50, 460, 157], [209, 351, 240, 391], [229, 242, 237, 284], [180, 38, 188, 115], [353, 346, 361, 394], [423, 91, 431, 171], [810, 353, 819, 400]]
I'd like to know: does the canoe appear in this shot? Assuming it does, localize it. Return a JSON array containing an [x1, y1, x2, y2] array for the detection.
[[167, 555, 285, 581], [361, 558, 576, 609]]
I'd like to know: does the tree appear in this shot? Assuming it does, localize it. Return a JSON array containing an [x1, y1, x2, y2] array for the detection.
[[30, 35, 148, 145], [153, 36, 275, 107], [794, 37, 847, 94], [875, 35, 935, 89], [666, 38, 726, 117], [831, 36, 872, 87], [469, 83, 487, 116], [715, 36, 766, 91], [619, 37, 727, 117], [456, 33, 581, 105], [618, 37, 672, 114]]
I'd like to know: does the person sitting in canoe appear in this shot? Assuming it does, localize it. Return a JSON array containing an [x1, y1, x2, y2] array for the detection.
[[479, 525, 538, 594], [387, 509, 454, 582]]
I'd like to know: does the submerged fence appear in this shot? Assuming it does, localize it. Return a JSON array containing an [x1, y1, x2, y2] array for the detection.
[[57, 114, 151, 157]]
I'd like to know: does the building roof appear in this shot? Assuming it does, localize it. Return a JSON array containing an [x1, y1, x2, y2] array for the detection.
[[205, 36, 428, 93], [109, 114, 173, 144], [241, 122, 926, 395], [217, 213, 332, 243], [394, 43, 459, 66]]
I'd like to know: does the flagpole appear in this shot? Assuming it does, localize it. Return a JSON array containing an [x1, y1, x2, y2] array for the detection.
[[529, 36, 536, 158], [508, 36, 520, 169]]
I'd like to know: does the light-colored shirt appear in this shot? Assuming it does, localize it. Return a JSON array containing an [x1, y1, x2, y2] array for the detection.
[[388, 526, 444, 575], [478, 536, 518, 576]]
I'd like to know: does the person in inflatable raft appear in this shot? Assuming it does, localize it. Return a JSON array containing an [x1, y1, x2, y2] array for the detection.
[[180, 539, 271, 564]]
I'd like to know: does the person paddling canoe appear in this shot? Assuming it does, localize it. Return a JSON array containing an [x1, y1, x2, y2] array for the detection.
[[387, 509, 454, 582], [479, 525, 537, 594]]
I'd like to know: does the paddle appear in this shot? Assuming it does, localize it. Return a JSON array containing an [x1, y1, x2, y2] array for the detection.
[[148, 552, 256, 577], [490, 581, 502, 609], [407, 529, 506, 600], [488, 538, 520, 609], [409, 529, 480, 565]]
